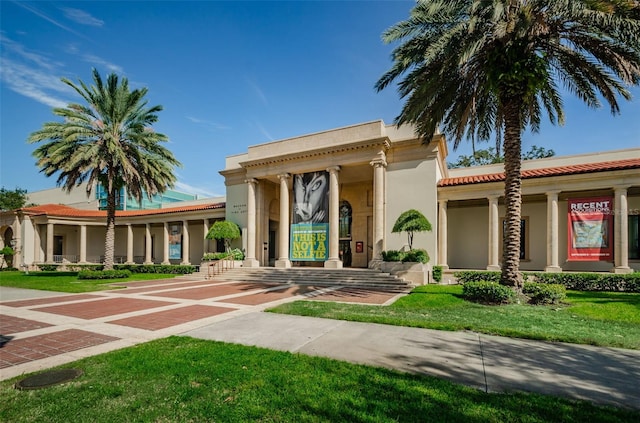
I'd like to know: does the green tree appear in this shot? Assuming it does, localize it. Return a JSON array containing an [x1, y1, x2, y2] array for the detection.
[[449, 145, 555, 168], [0, 187, 28, 211], [392, 209, 432, 250], [28, 69, 181, 270], [376, 0, 640, 287], [206, 220, 241, 252]]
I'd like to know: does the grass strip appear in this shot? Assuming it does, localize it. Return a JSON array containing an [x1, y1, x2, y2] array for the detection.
[[0, 271, 179, 293], [270, 285, 640, 349], [1, 337, 637, 422]]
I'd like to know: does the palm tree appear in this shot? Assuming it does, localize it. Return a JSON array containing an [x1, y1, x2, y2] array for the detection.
[[376, 0, 640, 287], [29, 69, 181, 270]]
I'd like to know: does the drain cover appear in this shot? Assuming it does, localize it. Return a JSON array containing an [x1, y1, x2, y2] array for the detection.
[[15, 369, 83, 390]]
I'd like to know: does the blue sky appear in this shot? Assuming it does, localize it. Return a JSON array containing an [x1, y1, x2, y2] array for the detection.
[[1, 1, 638, 198]]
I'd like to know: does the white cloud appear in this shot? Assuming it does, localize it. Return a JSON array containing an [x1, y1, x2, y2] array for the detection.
[[61, 7, 105, 27], [0, 59, 70, 108], [186, 116, 231, 131], [255, 122, 274, 141], [14, 2, 88, 40], [82, 54, 124, 74], [246, 77, 268, 106]]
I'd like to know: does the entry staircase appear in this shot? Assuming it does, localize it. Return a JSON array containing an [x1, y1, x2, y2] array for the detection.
[[185, 266, 414, 293]]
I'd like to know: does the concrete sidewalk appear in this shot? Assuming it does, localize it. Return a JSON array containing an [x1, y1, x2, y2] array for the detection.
[[183, 312, 640, 410]]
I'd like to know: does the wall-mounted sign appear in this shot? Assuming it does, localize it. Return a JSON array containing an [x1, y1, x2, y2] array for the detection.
[[567, 197, 613, 261], [355, 241, 363, 253]]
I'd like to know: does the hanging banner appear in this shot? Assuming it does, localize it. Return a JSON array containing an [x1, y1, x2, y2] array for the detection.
[[290, 223, 328, 261], [567, 197, 613, 261], [169, 224, 182, 260], [291, 171, 329, 261]]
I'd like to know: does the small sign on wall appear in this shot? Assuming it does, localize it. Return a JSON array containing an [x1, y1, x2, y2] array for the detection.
[[355, 241, 363, 254]]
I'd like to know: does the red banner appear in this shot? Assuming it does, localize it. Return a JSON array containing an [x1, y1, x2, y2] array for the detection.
[[567, 197, 613, 261]]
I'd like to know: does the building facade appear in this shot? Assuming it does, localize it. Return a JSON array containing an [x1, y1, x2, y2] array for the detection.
[[1, 120, 639, 274]]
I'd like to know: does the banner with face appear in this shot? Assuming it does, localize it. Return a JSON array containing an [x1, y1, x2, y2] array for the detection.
[[291, 171, 329, 261]]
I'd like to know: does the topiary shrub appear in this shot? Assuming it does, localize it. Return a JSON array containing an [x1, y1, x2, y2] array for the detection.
[[401, 248, 429, 263], [432, 265, 443, 282], [462, 281, 516, 304], [523, 282, 566, 305], [78, 269, 131, 280]]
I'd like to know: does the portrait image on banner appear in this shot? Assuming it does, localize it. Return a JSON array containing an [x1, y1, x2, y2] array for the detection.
[[290, 171, 329, 261], [567, 197, 613, 261]]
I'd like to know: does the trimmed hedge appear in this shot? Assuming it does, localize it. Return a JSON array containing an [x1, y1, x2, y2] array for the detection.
[[523, 282, 566, 305], [34, 264, 195, 274], [381, 249, 430, 264], [78, 269, 131, 280], [454, 270, 640, 293], [114, 264, 196, 274], [462, 281, 516, 304]]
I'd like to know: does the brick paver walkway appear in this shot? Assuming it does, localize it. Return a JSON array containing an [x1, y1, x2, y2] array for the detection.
[[0, 277, 404, 380]]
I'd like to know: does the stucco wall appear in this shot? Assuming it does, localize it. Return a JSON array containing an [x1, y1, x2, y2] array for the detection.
[[386, 158, 438, 263]]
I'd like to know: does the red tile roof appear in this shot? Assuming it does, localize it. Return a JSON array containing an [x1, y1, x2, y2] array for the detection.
[[20, 202, 225, 218], [438, 158, 640, 187]]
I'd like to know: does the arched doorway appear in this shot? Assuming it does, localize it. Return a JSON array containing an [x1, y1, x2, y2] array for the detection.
[[339, 201, 352, 267]]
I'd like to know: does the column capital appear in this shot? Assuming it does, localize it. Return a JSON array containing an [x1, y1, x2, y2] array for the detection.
[[277, 173, 291, 181], [245, 178, 258, 185], [370, 151, 387, 168], [326, 165, 341, 174], [487, 195, 500, 203], [545, 190, 561, 197], [613, 185, 630, 194]]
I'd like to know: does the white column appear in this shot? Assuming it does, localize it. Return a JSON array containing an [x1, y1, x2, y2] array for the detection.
[[162, 222, 170, 264], [181, 220, 190, 265], [545, 191, 562, 272], [437, 199, 449, 270], [46, 223, 54, 263], [613, 187, 632, 273], [126, 224, 134, 264], [243, 178, 260, 267], [370, 152, 387, 264], [276, 173, 292, 268], [203, 219, 210, 255], [487, 196, 501, 271], [79, 224, 87, 263], [144, 223, 153, 264], [325, 166, 342, 268]]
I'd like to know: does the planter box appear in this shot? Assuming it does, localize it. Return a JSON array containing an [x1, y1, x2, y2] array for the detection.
[[381, 261, 432, 285]]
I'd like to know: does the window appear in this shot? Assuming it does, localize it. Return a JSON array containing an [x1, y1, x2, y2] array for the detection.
[[339, 201, 352, 240], [501, 217, 529, 261], [630, 215, 640, 260]]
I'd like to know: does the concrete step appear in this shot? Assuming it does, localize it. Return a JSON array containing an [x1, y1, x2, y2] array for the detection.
[[192, 267, 413, 293]]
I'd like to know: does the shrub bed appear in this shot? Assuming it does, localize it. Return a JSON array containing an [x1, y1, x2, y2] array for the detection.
[[114, 264, 196, 274], [78, 269, 131, 280], [454, 270, 640, 292], [202, 248, 244, 261], [522, 282, 566, 305], [381, 249, 429, 264], [462, 281, 516, 304]]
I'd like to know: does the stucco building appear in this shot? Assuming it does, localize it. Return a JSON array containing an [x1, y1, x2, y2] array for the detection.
[[1, 120, 639, 275]]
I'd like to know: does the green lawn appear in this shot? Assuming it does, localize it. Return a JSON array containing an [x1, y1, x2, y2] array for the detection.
[[0, 271, 179, 293], [1, 337, 637, 423], [269, 284, 640, 349]]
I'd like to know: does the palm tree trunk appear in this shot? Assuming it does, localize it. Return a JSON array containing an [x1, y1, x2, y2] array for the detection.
[[500, 99, 523, 288], [103, 185, 116, 271]]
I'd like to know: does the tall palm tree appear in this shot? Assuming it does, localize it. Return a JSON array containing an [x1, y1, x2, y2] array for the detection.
[[29, 69, 181, 270], [376, 0, 640, 287]]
